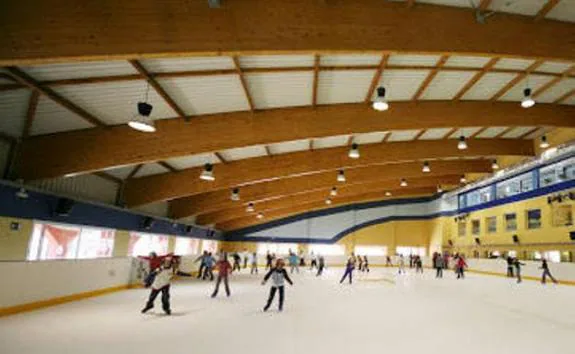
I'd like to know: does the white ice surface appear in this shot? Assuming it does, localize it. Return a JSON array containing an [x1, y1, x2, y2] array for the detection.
[[1, 267, 575, 354]]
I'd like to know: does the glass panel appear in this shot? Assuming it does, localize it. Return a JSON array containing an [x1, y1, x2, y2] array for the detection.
[[505, 213, 517, 231], [201, 240, 219, 254], [471, 219, 480, 235], [486, 216, 497, 233], [76, 228, 115, 259], [354, 246, 388, 256], [544, 250, 561, 263], [458, 221, 466, 237], [27, 224, 44, 261], [526, 209, 542, 229], [540, 157, 575, 187], [396, 246, 425, 257], [496, 172, 533, 199], [174, 237, 201, 255], [309, 244, 345, 256]]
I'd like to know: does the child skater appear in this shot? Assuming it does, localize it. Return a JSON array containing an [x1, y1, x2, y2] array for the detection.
[[397, 254, 406, 274], [340, 253, 356, 284], [435, 255, 444, 278], [203, 252, 215, 281], [211, 253, 232, 298], [142, 258, 173, 315], [363, 255, 370, 273], [415, 255, 423, 273], [262, 259, 293, 312], [386, 255, 393, 267], [540, 259, 558, 284], [250, 252, 258, 274], [455, 255, 468, 279], [265, 251, 273, 270], [513, 258, 525, 284], [316, 255, 325, 276], [357, 255, 364, 272], [232, 252, 242, 272], [288, 251, 299, 274], [310, 252, 318, 270]]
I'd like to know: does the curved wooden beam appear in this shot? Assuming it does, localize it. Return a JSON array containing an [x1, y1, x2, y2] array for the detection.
[[197, 174, 461, 225], [217, 186, 438, 232], [170, 159, 492, 219], [19, 102, 569, 180], [124, 139, 532, 207], [2, 0, 574, 65]]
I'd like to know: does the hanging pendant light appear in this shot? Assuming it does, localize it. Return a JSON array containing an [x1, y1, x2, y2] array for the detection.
[[491, 159, 499, 170], [385, 191, 392, 196], [337, 170, 346, 182], [200, 163, 215, 181], [540, 135, 550, 149], [460, 175, 467, 183], [437, 185, 443, 193], [246, 203, 255, 213], [457, 136, 468, 150], [521, 88, 535, 108], [330, 187, 338, 197], [422, 161, 431, 173], [348, 143, 360, 159], [129, 83, 156, 133], [372, 87, 389, 111], [231, 188, 240, 201], [325, 198, 332, 205], [256, 213, 264, 220], [400, 178, 407, 187]]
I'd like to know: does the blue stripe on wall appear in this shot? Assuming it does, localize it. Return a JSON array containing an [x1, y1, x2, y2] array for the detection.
[[0, 183, 222, 240]]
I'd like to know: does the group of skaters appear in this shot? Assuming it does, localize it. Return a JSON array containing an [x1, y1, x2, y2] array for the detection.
[[505, 255, 558, 284]]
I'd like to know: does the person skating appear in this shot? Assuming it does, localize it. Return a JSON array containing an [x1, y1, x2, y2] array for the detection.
[[340, 254, 356, 284], [397, 254, 406, 274], [232, 252, 242, 272], [203, 252, 215, 281], [386, 256, 393, 267], [250, 252, 258, 274], [513, 258, 525, 283], [435, 255, 444, 278], [540, 259, 558, 284], [265, 251, 273, 270], [243, 249, 249, 269], [195, 251, 209, 279], [288, 251, 299, 274], [455, 256, 467, 279], [415, 255, 423, 273], [299, 251, 306, 267], [316, 255, 325, 276], [262, 259, 293, 312], [211, 253, 232, 298], [357, 256, 364, 272], [141, 258, 174, 315], [409, 254, 414, 269], [310, 252, 318, 270], [506, 256, 515, 278], [363, 256, 370, 273]]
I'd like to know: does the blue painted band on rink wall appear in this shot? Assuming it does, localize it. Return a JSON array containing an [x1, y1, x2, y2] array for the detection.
[[0, 182, 222, 240]]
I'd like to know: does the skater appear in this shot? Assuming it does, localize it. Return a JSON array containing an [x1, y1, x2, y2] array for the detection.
[[299, 251, 306, 267], [310, 252, 318, 270], [456, 256, 467, 279], [340, 254, 356, 284], [415, 255, 423, 273], [540, 259, 558, 284], [250, 252, 258, 274], [435, 255, 444, 278], [141, 258, 173, 315], [513, 258, 525, 283], [357, 255, 364, 272], [397, 254, 406, 274], [232, 252, 242, 272], [316, 255, 325, 276], [243, 249, 249, 269], [265, 251, 273, 270], [211, 253, 232, 297], [203, 252, 215, 281], [363, 256, 370, 273], [262, 259, 293, 312], [288, 251, 299, 274], [195, 251, 209, 279], [506, 256, 515, 278], [409, 254, 414, 268], [386, 256, 393, 267]]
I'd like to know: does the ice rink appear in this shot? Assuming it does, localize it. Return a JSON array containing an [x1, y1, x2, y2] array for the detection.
[[2, 266, 575, 354]]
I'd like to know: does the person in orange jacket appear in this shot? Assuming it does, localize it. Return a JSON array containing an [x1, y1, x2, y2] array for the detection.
[[455, 256, 468, 279]]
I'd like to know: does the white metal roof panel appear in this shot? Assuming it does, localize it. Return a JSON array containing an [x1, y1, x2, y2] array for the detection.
[[566, 95, 575, 105], [245, 72, 313, 109], [239, 55, 314, 68], [448, 127, 482, 138], [135, 163, 170, 178], [498, 75, 554, 102], [494, 58, 535, 71], [219, 145, 268, 161], [317, 70, 375, 104], [376, 70, 430, 101], [523, 127, 549, 140], [536, 78, 575, 103], [141, 56, 234, 72], [353, 131, 388, 145], [158, 75, 249, 115], [420, 71, 476, 100], [104, 165, 136, 180], [320, 54, 382, 67], [165, 153, 221, 170], [537, 62, 573, 74], [312, 135, 350, 149], [547, 1, 575, 22], [386, 129, 420, 142], [461, 72, 516, 100], [475, 126, 509, 138], [268, 139, 311, 155], [416, 0, 468, 8], [53, 80, 176, 125], [388, 54, 442, 67], [418, 128, 453, 140], [0, 89, 30, 137], [444, 56, 491, 68], [501, 126, 537, 139], [31, 96, 95, 136], [21, 60, 137, 81], [488, 0, 547, 16]]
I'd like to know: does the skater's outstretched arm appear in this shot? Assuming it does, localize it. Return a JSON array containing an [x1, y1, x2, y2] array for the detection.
[[262, 269, 274, 285], [282, 269, 293, 285]]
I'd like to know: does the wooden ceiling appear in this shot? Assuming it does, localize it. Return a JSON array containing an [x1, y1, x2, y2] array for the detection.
[[1, 0, 575, 232]]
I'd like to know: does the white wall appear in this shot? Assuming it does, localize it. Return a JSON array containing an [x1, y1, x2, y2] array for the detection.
[[0, 257, 134, 308], [466, 258, 575, 283]]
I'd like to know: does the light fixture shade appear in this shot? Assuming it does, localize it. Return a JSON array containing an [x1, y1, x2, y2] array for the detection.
[[385, 191, 392, 196], [540, 135, 550, 148], [256, 213, 264, 219], [246, 203, 255, 213], [492, 159, 499, 170], [457, 136, 467, 150], [200, 163, 215, 181], [128, 102, 156, 133], [348, 143, 360, 159], [521, 88, 535, 108], [337, 170, 346, 182], [330, 187, 338, 196], [400, 178, 407, 187], [231, 188, 240, 201], [372, 86, 389, 111], [437, 185, 443, 193], [422, 161, 430, 173], [325, 198, 332, 205], [460, 175, 467, 183]]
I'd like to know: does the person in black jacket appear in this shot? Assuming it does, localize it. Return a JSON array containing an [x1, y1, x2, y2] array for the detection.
[[541, 259, 558, 284], [513, 258, 526, 283], [506, 256, 515, 278], [262, 259, 293, 312]]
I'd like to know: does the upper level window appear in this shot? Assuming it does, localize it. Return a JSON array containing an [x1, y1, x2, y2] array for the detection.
[[353, 245, 387, 256], [458, 221, 466, 237], [505, 213, 517, 231], [526, 209, 542, 229], [486, 216, 497, 234], [174, 237, 201, 255], [540, 157, 575, 188], [128, 232, 169, 257], [496, 172, 533, 199], [257, 242, 297, 255], [471, 219, 480, 235], [309, 244, 345, 256]]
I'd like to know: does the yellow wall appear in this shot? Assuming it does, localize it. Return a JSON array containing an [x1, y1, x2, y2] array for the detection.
[[0, 217, 33, 261], [112, 230, 130, 257]]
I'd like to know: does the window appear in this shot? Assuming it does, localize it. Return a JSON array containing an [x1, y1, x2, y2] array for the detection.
[[543, 250, 561, 263], [471, 219, 480, 235], [309, 244, 345, 256], [458, 221, 466, 237], [257, 243, 297, 255], [486, 216, 497, 233], [27, 222, 115, 261], [540, 157, 575, 187], [174, 237, 201, 255], [552, 205, 573, 227], [396, 246, 425, 257], [201, 240, 219, 254], [128, 232, 169, 257], [507, 250, 517, 258], [354, 245, 388, 256], [496, 173, 533, 199], [526, 209, 542, 229], [505, 213, 517, 231]]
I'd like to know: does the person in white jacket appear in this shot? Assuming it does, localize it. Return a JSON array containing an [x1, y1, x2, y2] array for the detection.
[[141, 258, 174, 315], [397, 254, 406, 274]]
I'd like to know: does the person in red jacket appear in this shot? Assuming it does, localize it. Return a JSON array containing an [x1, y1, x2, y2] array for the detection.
[[211, 253, 233, 298], [455, 256, 468, 279]]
